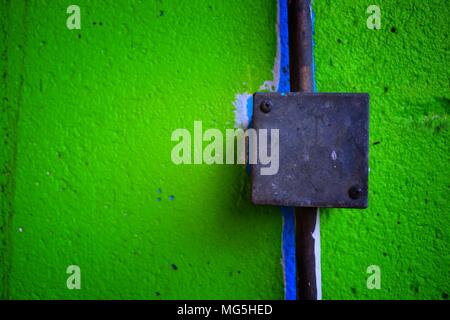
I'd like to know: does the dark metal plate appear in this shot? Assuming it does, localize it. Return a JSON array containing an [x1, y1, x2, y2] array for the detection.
[[251, 92, 369, 208]]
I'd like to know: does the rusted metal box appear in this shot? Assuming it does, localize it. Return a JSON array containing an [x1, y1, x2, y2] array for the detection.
[[251, 92, 369, 208]]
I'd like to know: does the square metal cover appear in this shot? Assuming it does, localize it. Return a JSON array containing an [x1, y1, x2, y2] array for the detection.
[[251, 92, 369, 208]]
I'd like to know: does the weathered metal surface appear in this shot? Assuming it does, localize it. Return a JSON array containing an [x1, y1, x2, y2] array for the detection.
[[289, 0, 314, 92], [251, 92, 369, 208], [288, 0, 318, 300]]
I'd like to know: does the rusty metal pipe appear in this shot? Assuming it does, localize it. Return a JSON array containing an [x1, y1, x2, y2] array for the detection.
[[288, 0, 314, 92], [288, 0, 319, 300]]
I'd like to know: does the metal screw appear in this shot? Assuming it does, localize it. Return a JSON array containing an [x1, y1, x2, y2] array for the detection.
[[260, 100, 272, 113], [348, 186, 362, 199]]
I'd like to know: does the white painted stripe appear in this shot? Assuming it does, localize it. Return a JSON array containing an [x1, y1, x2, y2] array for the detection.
[[312, 208, 322, 299]]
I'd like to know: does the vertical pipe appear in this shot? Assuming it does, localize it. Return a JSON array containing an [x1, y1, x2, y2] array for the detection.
[[288, 0, 319, 300], [295, 207, 318, 300], [288, 0, 314, 92]]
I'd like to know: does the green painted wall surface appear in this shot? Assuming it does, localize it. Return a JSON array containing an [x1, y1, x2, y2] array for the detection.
[[1, 0, 283, 299], [314, 0, 449, 299], [1, 0, 449, 300]]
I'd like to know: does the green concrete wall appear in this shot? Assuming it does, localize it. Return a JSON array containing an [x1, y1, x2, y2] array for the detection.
[[1, 0, 283, 299], [314, 0, 449, 299], [1, 0, 449, 300]]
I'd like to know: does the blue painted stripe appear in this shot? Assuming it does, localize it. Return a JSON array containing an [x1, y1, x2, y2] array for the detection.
[[278, 0, 318, 300], [276, 0, 296, 301]]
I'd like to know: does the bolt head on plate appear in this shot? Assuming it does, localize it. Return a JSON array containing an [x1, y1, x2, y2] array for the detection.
[[260, 100, 272, 113]]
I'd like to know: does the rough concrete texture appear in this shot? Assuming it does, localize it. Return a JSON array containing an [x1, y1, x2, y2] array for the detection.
[[1, 0, 449, 300], [314, 0, 449, 299], [1, 0, 283, 299]]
